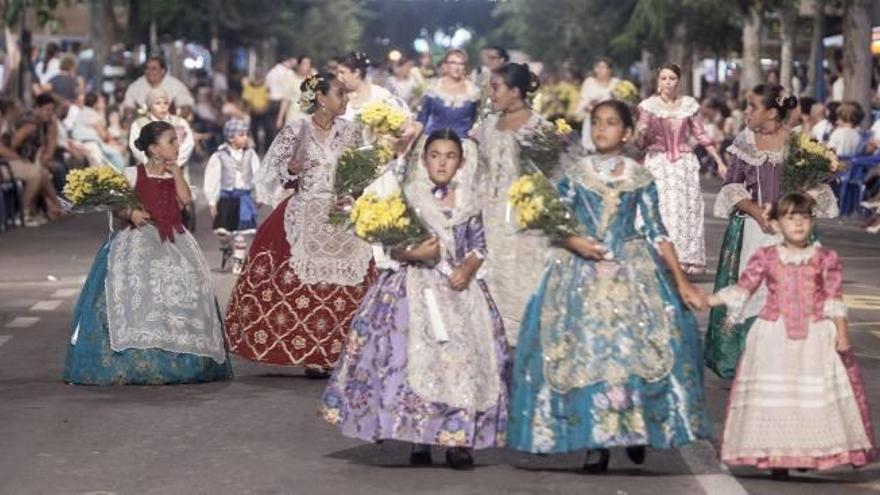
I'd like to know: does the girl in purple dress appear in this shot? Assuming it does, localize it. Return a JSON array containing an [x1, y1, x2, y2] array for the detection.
[[320, 129, 509, 470]]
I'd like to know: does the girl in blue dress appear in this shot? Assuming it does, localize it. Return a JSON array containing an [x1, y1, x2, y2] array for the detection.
[[507, 100, 712, 472], [63, 121, 231, 385]]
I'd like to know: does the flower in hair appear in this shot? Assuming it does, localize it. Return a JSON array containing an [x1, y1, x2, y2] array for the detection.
[[298, 88, 316, 112]]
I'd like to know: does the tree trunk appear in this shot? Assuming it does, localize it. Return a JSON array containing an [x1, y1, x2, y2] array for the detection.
[[741, 0, 764, 91], [841, 0, 872, 127], [89, 0, 116, 92], [805, 3, 824, 97], [2, 26, 21, 98], [663, 20, 691, 94], [779, 6, 798, 92]]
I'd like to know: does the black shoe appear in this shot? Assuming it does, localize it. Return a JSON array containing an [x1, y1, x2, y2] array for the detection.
[[410, 444, 432, 466], [304, 367, 330, 379], [625, 445, 646, 465], [770, 468, 790, 479], [582, 449, 610, 474], [445, 447, 474, 470]]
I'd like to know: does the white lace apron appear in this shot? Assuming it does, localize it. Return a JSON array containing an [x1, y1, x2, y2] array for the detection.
[[401, 153, 500, 412]]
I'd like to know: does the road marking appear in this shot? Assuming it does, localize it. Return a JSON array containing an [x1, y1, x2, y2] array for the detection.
[[850, 321, 880, 328], [0, 336, 11, 348], [679, 442, 748, 495], [29, 300, 63, 311], [51, 288, 79, 298], [844, 295, 880, 311], [5, 316, 39, 328]]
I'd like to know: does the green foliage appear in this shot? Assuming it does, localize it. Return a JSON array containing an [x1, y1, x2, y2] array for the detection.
[[612, 0, 742, 58], [4, 0, 68, 27], [127, 0, 363, 65], [493, 0, 637, 70]]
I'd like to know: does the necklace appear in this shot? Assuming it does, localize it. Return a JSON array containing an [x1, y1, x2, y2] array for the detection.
[[658, 94, 678, 106], [312, 115, 334, 131]]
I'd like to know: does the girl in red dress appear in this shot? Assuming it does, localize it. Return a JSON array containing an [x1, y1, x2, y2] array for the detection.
[[225, 73, 375, 375]]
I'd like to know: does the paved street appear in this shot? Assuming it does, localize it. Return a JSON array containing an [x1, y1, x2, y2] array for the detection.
[[1, 177, 880, 495]]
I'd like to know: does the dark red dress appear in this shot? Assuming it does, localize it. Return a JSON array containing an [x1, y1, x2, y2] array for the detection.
[[224, 118, 376, 369]]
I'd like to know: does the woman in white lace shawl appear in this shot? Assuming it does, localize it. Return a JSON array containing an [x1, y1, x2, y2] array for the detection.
[[224, 73, 376, 374], [470, 62, 554, 346], [321, 129, 508, 470], [705, 84, 839, 379]]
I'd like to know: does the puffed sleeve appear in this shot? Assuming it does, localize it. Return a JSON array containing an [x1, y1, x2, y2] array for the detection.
[[249, 150, 264, 204], [688, 111, 715, 148], [713, 155, 751, 218], [416, 95, 433, 127], [636, 181, 672, 247], [464, 213, 488, 260], [261, 120, 303, 184], [714, 247, 770, 319], [175, 117, 195, 166], [202, 152, 221, 207], [820, 248, 847, 319], [807, 184, 840, 219], [254, 120, 302, 206]]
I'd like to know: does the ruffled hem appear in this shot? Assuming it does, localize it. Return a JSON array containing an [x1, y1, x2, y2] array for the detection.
[[724, 449, 875, 470]]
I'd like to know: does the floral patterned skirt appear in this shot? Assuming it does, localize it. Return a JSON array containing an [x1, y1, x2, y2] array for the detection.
[[644, 152, 706, 270], [320, 269, 509, 449], [225, 197, 375, 368], [508, 247, 713, 453]]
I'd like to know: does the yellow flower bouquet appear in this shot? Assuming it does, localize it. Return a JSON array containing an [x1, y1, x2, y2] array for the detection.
[[61, 166, 139, 213], [358, 100, 407, 137], [329, 143, 396, 225], [783, 132, 842, 192], [520, 118, 575, 177], [611, 80, 639, 105], [348, 191, 430, 247], [509, 172, 580, 238]]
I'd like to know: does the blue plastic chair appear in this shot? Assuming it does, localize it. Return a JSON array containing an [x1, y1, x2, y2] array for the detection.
[[837, 154, 880, 216]]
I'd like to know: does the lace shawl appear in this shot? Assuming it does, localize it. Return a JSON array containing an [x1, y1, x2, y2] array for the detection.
[[401, 147, 500, 411], [265, 117, 373, 286], [638, 95, 700, 119], [423, 79, 481, 108]]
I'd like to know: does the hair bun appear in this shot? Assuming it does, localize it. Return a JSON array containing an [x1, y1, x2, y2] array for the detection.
[[783, 95, 798, 110], [134, 136, 148, 152], [528, 71, 541, 94]]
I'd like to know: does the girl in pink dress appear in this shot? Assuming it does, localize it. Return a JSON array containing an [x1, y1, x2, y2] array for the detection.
[[709, 192, 875, 477]]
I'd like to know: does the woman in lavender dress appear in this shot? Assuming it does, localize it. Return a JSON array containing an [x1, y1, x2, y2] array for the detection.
[[321, 129, 508, 470]]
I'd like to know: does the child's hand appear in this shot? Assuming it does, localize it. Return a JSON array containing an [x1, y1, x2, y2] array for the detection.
[[564, 236, 607, 261], [130, 208, 151, 227], [678, 280, 708, 311], [209, 205, 217, 218], [448, 266, 473, 291], [408, 237, 440, 262], [334, 195, 354, 212], [835, 320, 852, 352], [164, 162, 183, 177]]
